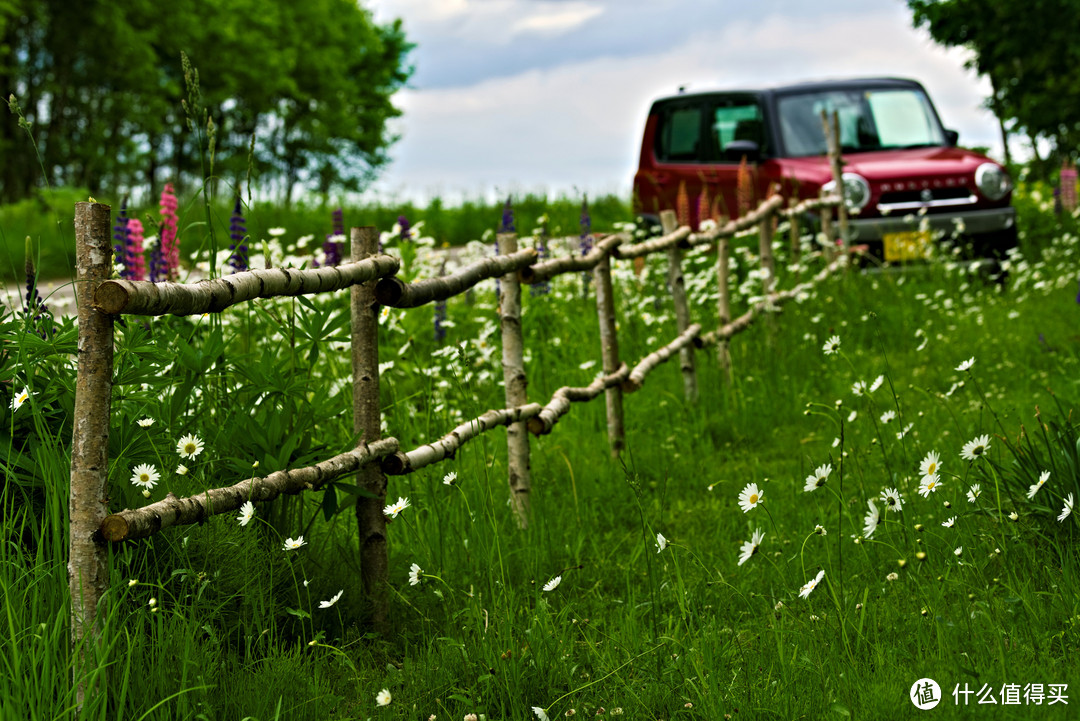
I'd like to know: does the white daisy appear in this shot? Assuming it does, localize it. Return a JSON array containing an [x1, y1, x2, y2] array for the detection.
[[869, 375, 884, 392], [863, 499, 880, 538], [282, 536, 307, 551], [177, 433, 204, 459], [879, 410, 896, 424], [737, 529, 765, 566], [237, 500, 255, 526], [799, 569, 826, 599], [880, 487, 903, 512], [954, 546, 963, 557], [966, 483, 982, 503], [738, 482, 764, 512], [319, 590, 343, 608], [941, 516, 956, 528], [383, 496, 411, 518], [803, 464, 831, 492], [918, 475, 943, 497], [1027, 470, 1050, 499], [376, 688, 392, 706], [1058, 494, 1074, 522], [919, 450, 941, 479], [542, 575, 561, 592], [409, 563, 423, 586], [176, 464, 189, 476], [136, 418, 155, 427], [852, 380, 867, 396], [955, 357, 975, 372], [130, 463, 160, 490], [814, 524, 827, 535], [10, 387, 30, 411], [443, 471, 457, 485], [822, 335, 840, 355], [655, 532, 667, 553], [960, 434, 991, 461], [532, 707, 550, 721]]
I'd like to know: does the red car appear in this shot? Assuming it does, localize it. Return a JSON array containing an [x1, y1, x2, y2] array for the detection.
[[633, 77, 1016, 263]]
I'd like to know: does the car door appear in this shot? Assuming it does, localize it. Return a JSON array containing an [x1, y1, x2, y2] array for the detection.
[[646, 97, 710, 228], [702, 94, 770, 220]]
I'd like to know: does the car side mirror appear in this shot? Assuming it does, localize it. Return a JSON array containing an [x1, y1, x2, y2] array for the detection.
[[945, 129, 959, 146], [725, 140, 760, 162]]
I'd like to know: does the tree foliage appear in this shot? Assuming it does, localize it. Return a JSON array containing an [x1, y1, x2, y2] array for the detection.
[[908, 0, 1080, 164], [0, 0, 412, 203]]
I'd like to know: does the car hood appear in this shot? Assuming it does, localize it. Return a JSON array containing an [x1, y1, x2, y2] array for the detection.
[[778, 146, 991, 186]]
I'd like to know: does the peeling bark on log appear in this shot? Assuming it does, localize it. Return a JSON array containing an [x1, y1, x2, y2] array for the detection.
[[93, 255, 400, 316], [519, 233, 627, 284], [351, 226, 390, 635], [375, 248, 536, 308], [99, 439, 400, 542], [527, 364, 631, 436], [70, 201, 114, 707], [660, 210, 698, 403], [614, 225, 691, 259], [593, 252, 625, 457], [381, 404, 544, 475], [498, 233, 531, 528], [686, 195, 784, 247], [624, 323, 702, 393]]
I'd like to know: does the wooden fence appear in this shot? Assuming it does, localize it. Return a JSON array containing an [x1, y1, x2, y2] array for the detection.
[[67, 120, 851, 702]]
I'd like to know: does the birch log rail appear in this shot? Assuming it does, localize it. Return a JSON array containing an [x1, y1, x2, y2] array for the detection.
[[99, 438, 400, 542], [623, 323, 702, 393], [614, 224, 691, 259], [527, 364, 631, 436], [518, 232, 628, 284], [375, 247, 537, 307], [93, 256, 401, 316]]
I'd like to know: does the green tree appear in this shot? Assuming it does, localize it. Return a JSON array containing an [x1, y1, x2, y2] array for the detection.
[[0, 0, 411, 203], [908, 0, 1080, 174]]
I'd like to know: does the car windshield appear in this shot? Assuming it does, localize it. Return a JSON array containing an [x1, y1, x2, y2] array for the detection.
[[777, 87, 946, 157]]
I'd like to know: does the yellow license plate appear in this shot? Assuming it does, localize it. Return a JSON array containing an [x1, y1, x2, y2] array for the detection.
[[883, 230, 931, 262]]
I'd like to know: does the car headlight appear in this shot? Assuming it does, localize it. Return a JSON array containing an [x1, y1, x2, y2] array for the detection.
[[822, 173, 871, 211], [975, 163, 1012, 201]]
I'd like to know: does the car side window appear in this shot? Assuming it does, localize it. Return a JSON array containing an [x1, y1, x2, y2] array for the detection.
[[711, 99, 766, 161], [656, 104, 704, 162]]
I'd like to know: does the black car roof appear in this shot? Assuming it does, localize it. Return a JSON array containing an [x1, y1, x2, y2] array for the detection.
[[652, 77, 924, 105]]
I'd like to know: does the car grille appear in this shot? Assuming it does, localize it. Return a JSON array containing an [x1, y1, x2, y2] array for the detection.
[[877, 185, 977, 213]]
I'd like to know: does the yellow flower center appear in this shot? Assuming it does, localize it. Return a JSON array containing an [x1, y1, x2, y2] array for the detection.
[[928, 463, 936, 474], [185, 444, 196, 454], [140, 474, 149, 482], [749, 494, 759, 504]]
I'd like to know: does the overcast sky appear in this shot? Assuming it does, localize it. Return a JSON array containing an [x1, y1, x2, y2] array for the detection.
[[363, 0, 1001, 203]]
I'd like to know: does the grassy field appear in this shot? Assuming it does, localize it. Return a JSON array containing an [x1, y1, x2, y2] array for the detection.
[[2, 187, 1080, 720]]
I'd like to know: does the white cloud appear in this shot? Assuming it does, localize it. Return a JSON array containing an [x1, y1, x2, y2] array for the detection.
[[511, 4, 604, 37]]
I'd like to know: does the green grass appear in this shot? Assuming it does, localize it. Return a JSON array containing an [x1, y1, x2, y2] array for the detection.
[[2, 189, 1080, 720]]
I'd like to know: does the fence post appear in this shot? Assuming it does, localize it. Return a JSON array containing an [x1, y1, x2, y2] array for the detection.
[[351, 225, 389, 634], [716, 231, 733, 383], [821, 109, 849, 253], [659, 210, 698, 403], [70, 201, 114, 706], [788, 197, 801, 265], [498, 232, 531, 528], [594, 246, 625, 456], [819, 188, 835, 260], [759, 211, 777, 297]]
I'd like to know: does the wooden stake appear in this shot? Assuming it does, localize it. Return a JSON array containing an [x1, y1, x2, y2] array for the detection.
[[498, 232, 531, 528], [759, 212, 776, 297], [659, 210, 698, 403], [821, 109, 850, 253], [593, 250, 625, 456], [788, 197, 802, 265], [351, 225, 390, 635], [70, 201, 114, 707], [716, 233, 732, 382]]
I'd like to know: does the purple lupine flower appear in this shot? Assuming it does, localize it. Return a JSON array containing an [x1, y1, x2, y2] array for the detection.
[[23, 237, 53, 338], [321, 234, 342, 267], [530, 214, 550, 297], [228, 197, 249, 273], [398, 215, 412, 241], [579, 196, 593, 295], [113, 198, 132, 279], [149, 242, 164, 283], [332, 207, 344, 237]]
